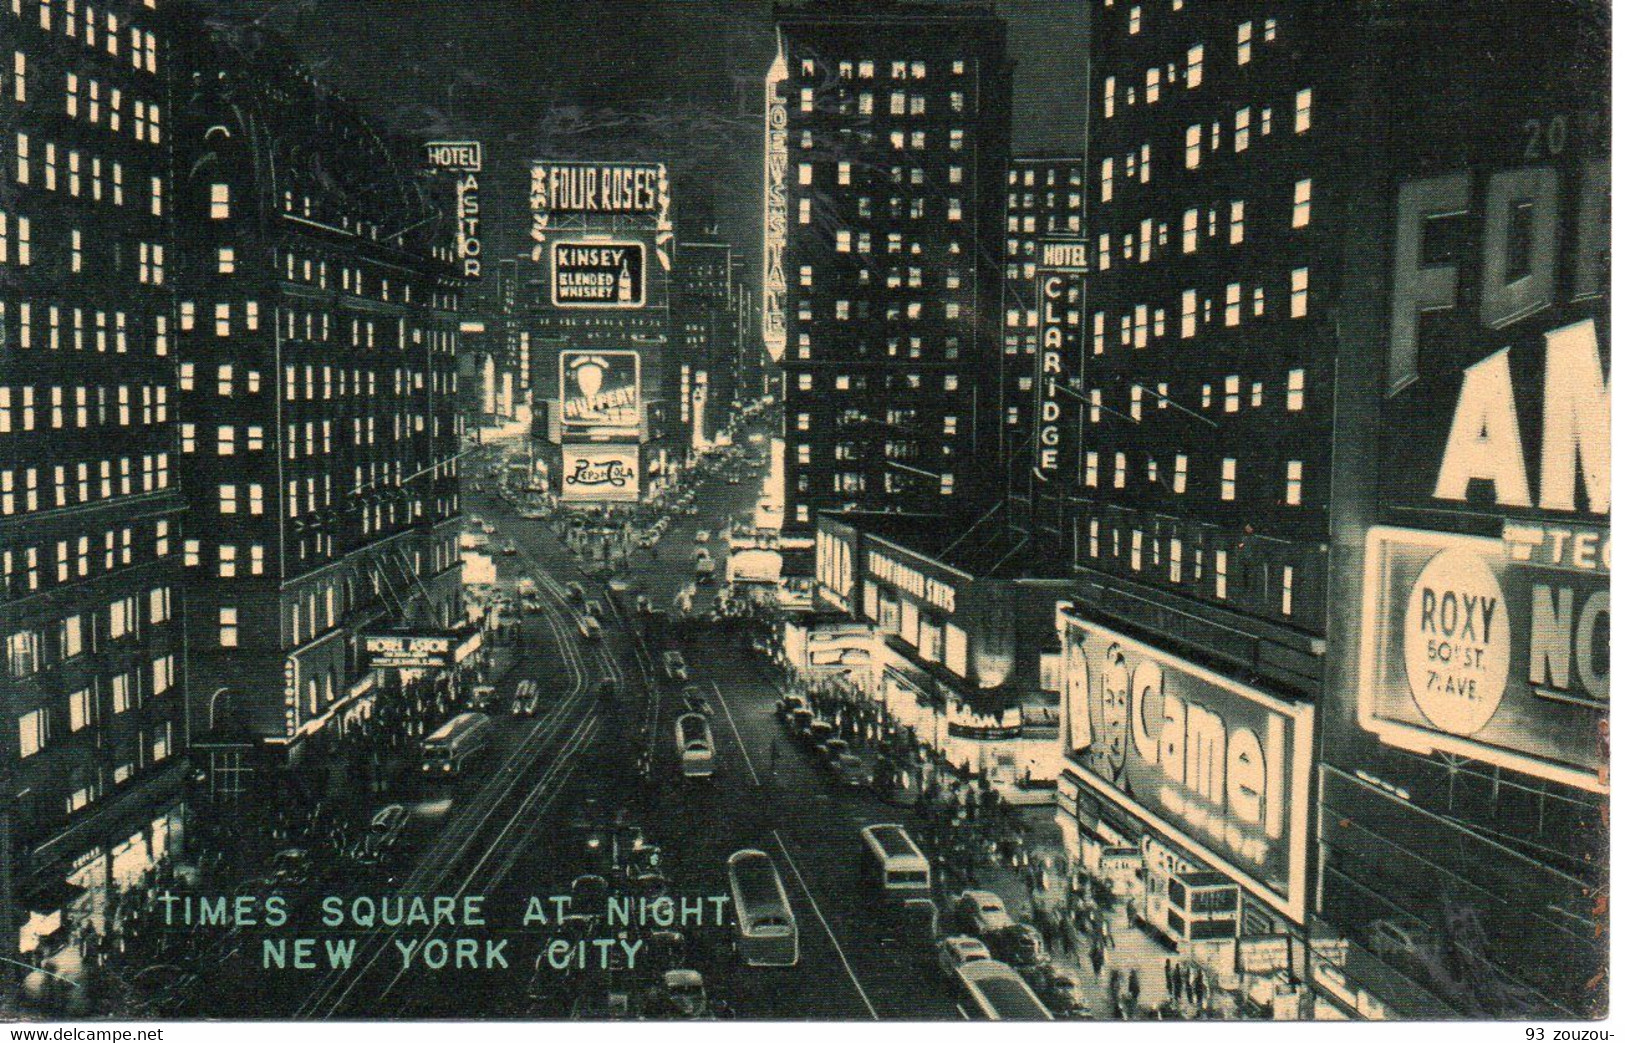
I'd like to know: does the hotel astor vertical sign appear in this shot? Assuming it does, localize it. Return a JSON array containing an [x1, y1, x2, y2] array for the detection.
[[1033, 242, 1087, 478]]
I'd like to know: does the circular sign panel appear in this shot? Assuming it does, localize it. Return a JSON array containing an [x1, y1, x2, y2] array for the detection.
[[1402, 547, 1511, 736]]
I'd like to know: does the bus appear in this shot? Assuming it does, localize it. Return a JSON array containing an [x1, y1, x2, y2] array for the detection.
[[858, 824, 931, 896], [726, 849, 798, 967], [956, 959, 1054, 1021], [675, 713, 715, 778], [422, 712, 493, 777]]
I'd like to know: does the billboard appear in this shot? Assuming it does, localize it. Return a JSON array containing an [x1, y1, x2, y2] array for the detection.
[[529, 161, 672, 267], [1033, 254, 1086, 479], [364, 629, 482, 670], [1058, 606, 1315, 922], [560, 444, 639, 503], [551, 240, 646, 308], [761, 47, 789, 363], [559, 350, 640, 431], [1357, 526, 1608, 793]]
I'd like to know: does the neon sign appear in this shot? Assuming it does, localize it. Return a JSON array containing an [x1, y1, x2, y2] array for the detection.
[[761, 47, 789, 363]]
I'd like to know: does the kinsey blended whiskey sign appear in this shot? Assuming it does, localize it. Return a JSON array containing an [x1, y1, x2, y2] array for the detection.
[[559, 350, 640, 431], [551, 240, 646, 308], [1058, 606, 1314, 923], [560, 445, 639, 503]]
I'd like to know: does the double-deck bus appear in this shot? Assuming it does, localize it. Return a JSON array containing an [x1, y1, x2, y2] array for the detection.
[[858, 824, 931, 896], [675, 713, 715, 778], [956, 959, 1054, 1021], [421, 712, 492, 777], [726, 849, 798, 966]]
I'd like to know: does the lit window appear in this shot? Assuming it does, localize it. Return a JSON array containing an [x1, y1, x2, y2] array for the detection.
[[1285, 460, 1304, 505], [1170, 539, 1184, 583], [220, 607, 238, 647], [1295, 89, 1313, 133], [1183, 209, 1198, 253], [218, 247, 235, 274], [209, 183, 230, 219], [1215, 550, 1229, 599], [1291, 268, 1309, 317], [18, 709, 44, 758], [1287, 368, 1306, 411], [1224, 375, 1240, 412], [1186, 44, 1204, 88], [1146, 66, 1161, 103], [1293, 178, 1312, 227], [219, 484, 237, 514], [1185, 124, 1201, 169], [1221, 458, 1237, 501], [1099, 158, 1113, 203], [218, 544, 236, 578], [1237, 20, 1253, 64], [1114, 453, 1127, 488], [1103, 76, 1116, 118], [1128, 5, 1141, 33], [1235, 107, 1250, 152], [1181, 290, 1197, 338], [1225, 284, 1241, 327], [1086, 452, 1098, 487], [1281, 566, 1294, 615]]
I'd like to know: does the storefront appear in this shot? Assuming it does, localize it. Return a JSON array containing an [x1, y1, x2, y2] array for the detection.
[[1055, 602, 1316, 979]]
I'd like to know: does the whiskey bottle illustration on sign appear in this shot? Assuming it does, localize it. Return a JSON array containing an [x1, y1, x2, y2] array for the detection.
[[617, 258, 634, 303]]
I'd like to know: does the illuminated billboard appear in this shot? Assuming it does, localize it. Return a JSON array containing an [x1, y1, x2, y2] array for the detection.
[[1033, 253, 1085, 479], [560, 444, 639, 503], [1357, 526, 1608, 794], [761, 47, 789, 363], [551, 240, 646, 308], [1058, 606, 1315, 923], [559, 350, 640, 431], [529, 161, 673, 268]]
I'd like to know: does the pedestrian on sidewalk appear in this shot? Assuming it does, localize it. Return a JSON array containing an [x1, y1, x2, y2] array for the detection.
[[1090, 943, 1105, 977], [1127, 968, 1141, 1009]]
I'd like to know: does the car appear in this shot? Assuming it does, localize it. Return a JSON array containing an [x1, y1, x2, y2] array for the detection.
[[777, 693, 809, 721], [726, 476, 741, 485], [635, 595, 653, 615], [681, 688, 712, 716], [469, 514, 484, 528], [802, 720, 835, 751], [565, 582, 585, 603], [817, 736, 851, 766], [577, 615, 603, 641], [656, 969, 707, 1019], [1035, 966, 1090, 1017], [694, 530, 710, 544], [937, 935, 993, 978], [481, 522, 496, 535], [522, 594, 542, 613], [788, 708, 815, 738], [584, 600, 604, 620], [501, 540, 517, 556], [662, 650, 689, 682], [470, 684, 501, 712], [357, 804, 408, 863], [954, 890, 1016, 937], [988, 923, 1048, 969], [829, 753, 868, 787], [512, 679, 541, 717]]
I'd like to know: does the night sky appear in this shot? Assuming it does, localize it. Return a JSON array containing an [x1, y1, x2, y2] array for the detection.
[[215, 0, 1087, 287]]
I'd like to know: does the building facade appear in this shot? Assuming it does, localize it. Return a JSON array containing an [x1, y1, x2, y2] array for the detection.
[[173, 28, 466, 776], [1053, 0, 1350, 997], [0, 0, 189, 962], [1055, 0, 1609, 1019], [672, 239, 739, 450], [765, 1, 1013, 535]]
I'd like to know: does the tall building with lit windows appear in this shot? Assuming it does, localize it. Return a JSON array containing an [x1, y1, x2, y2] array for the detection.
[[0, 0, 187, 964], [1053, 0, 1609, 1020], [172, 26, 466, 783], [765, 1, 1012, 536], [1052, 0, 1345, 1002]]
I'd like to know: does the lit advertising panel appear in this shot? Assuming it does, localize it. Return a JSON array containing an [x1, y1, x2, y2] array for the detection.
[[1357, 526, 1608, 793], [761, 48, 789, 363], [1058, 606, 1314, 923], [1033, 244, 1086, 479], [529, 161, 673, 268], [559, 350, 640, 431], [551, 240, 646, 308], [560, 445, 639, 503]]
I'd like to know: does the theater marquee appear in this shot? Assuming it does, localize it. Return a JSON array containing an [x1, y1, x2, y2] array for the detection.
[[1058, 606, 1314, 923]]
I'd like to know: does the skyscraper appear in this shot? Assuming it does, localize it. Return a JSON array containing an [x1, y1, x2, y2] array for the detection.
[[0, 0, 187, 963], [765, 1, 1013, 535], [172, 28, 466, 783]]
